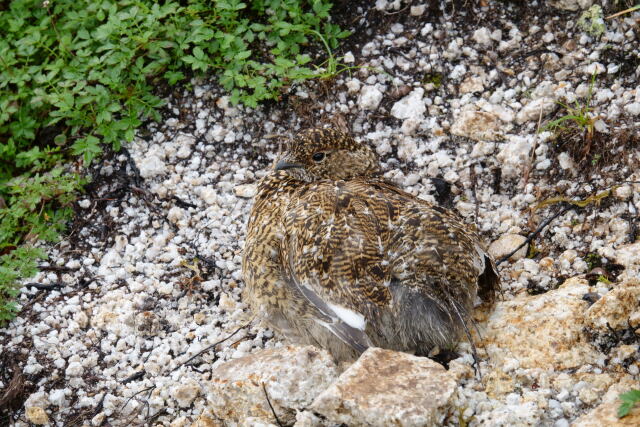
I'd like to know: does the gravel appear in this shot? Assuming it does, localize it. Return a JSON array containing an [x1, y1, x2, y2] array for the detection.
[[2, 1, 639, 426]]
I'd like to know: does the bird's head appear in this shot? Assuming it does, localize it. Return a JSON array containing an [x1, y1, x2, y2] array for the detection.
[[274, 128, 380, 181]]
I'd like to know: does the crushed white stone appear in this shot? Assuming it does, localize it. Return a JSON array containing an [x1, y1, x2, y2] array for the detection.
[[3, 3, 640, 426]]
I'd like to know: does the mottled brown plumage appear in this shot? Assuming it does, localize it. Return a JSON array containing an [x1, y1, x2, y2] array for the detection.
[[242, 128, 499, 361]]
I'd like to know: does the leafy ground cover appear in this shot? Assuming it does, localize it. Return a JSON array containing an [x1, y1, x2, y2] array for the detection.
[[0, 0, 347, 323]]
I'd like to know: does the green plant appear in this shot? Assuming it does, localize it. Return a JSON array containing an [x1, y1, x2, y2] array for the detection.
[[618, 389, 640, 418], [541, 72, 598, 141], [0, 0, 348, 324], [0, 247, 46, 323], [527, 242, 539, 259], [292, 29, 360, 79], [578, 5, 606, 37], [0, 168, 85, 321], [186, 0, 350, 106], [422, 72, 443, 89], [584, 252, 602, 270]]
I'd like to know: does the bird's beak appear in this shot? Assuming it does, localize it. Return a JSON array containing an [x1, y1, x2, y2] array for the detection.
[[275, 159, 304, 171]]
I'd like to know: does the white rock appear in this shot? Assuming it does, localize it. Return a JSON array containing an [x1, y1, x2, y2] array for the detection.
[[593, 119, 607, 132], [548, 0, 593, 11], [200, 187, 218, 205], [374, 138, 391, 155], [449, 64, 467, 80], [65, 361, 84, 377], [242, 417, 278, 427], [74, 311, 88, 329], [92, 412, 106, 426], [137, 155, 167, 179], [472, 27, 493, 46], [584, 62, 606, 75], [343, 51, 355, 63], [586, 280, 640, 331], [532, 81, 556, 98], [456, 201, 475, 218], [482, 277, 599, 370], [176, 135, 195, 158], [572, 377, 640, 426], [390, 23, 403, 34], [24, 363, 44, 375], [206, 125, 227, 143], [345, 79, 361, 94], [204, 345, 338, 425], [97, 249, 123, 280], [358, 86, 384, 111], [536, 158, 551, 170], [362, 42, 377, 56], [194, 85, 206, 98], [135, 310, 161, 333], [311, 348, 457, 426], [451, 111, 503, 141], [167, 206, 184, 224], [295, 410, 325, 426], [558, 152, 576, 170], [25, 391, 49, 409], [157, 282, 174, 295], [459, 75, 485, 93], [522, 259, 540, 275], [614, 185, 632, 201], [375, 0, 388, 11], [49, 389, 67, 407], [496, 136, 533, 178], [480, 101, 515, 123], [516, 98, 557, 124], [234, 183, 257, 198], [173, 380, 201, 408], [25, 407, 49, 425], [488, 234, 528, 262], [624, 102, 640, 116], [400, 118, 421, 135], [65, 259, 81, 270], [471, 141, 496, 158], [613, 242, 640, 270], [421, 23, 433, 36], [410, 4, 426, 15], [391, 88, 426, 120]]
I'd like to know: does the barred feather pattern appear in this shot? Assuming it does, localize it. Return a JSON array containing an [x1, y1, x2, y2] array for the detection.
[[242, 128, 499, 361]]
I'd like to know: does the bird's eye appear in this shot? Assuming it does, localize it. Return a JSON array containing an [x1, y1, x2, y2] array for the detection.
[[312, 152, 325, 162]]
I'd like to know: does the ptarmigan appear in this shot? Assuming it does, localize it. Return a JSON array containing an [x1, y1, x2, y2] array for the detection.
[[242, 128, 499, 361]]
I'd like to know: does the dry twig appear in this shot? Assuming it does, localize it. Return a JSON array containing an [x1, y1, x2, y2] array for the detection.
[[262, 382, 283, 427]]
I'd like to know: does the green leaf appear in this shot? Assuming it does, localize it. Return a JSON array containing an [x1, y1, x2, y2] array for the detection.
[[193, 46, 205, 60], [72, 135, 102, 164], [96, 110, 112, 124], [125, 128, 135, 142], [618, 390, 640, 418], [53, 134, 67, 146], [94, 23, 113, 40], [236, 50, 251, 60], [164, 70, 185, 85]]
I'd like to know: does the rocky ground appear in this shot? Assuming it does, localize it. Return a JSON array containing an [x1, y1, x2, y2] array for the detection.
[[1, 0, 640, 426]]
